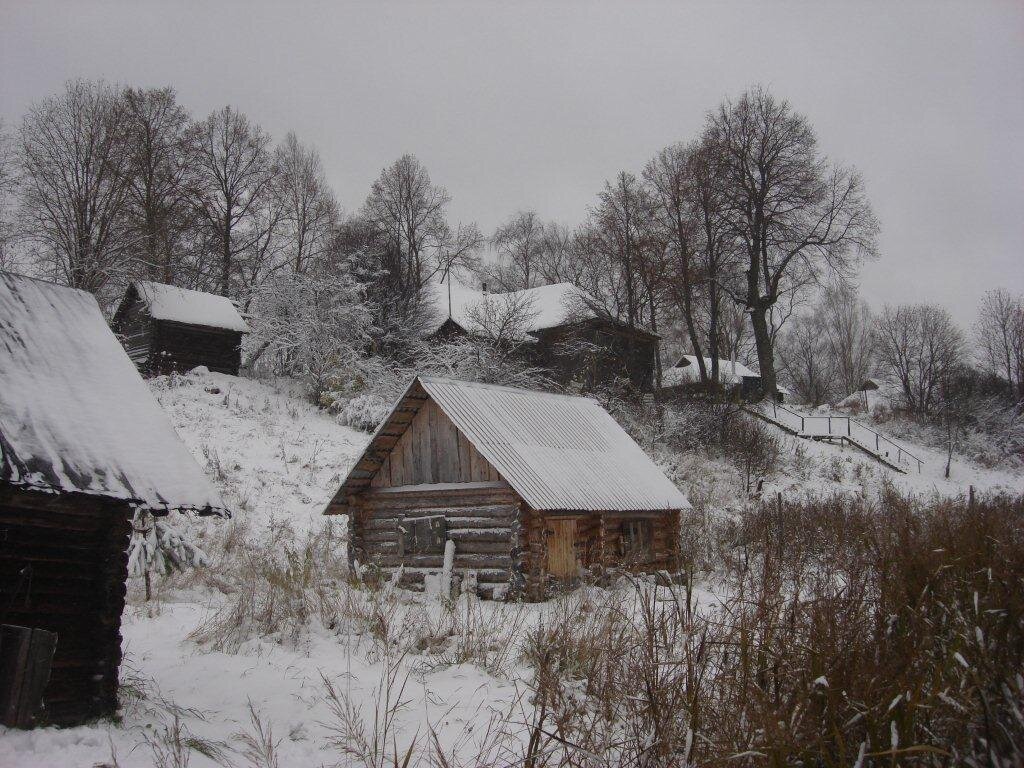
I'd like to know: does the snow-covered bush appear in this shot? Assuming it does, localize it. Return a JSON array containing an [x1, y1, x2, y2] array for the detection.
[[324, 336, 555, 432], [127, 510, 209, 601], [245, 270, 376, 400]]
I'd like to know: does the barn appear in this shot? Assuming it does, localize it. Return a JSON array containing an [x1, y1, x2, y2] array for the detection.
[[0, 272, 225, 727], [661, 354, 789, 402], [423, 280, 659, 391], [112, 280, 250, 376], [325, 376, 689, 599]]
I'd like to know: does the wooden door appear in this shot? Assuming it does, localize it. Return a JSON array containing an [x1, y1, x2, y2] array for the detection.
[[547, 518, 578, 578]]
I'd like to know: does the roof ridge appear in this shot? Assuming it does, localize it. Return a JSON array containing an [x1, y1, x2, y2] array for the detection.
[[416, 375, 598, 402], [1, 270, 94, 298]]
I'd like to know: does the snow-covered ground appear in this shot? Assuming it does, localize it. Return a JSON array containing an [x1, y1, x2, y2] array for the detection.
[[2, 370, 1021, 767]]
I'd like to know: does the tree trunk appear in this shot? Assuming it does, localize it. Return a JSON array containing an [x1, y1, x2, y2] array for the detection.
[[750, 304, 777, 401]]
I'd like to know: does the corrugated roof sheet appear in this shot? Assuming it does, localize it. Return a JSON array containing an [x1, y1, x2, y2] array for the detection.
[[0, 272, 227, 513], [338, 376, 688, 512]]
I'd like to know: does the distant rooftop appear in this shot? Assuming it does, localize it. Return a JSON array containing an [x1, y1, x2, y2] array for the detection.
[[128, 280, 250, 333]]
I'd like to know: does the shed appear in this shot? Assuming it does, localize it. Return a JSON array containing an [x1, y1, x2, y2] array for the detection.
[[0, 272, 225, 726], [325, 376, 688, 599], [112, 281, 250, 376]]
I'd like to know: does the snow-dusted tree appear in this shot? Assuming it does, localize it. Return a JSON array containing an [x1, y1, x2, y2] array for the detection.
[[245, 267, 375, 400], [17, 79, 134, 297], [706, 86, 879, 400], [974, 288, 1024, 400], [876, 303, 964, 415], [274, 132, 338, 275], [127, 509, 208, 602], [190, 106, 278, 298]]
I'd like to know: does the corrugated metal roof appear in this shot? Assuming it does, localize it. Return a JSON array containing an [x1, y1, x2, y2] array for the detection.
[[339, 376, 688, 512]]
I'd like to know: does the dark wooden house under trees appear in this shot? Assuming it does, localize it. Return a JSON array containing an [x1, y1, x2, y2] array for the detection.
[[326, 377, 688, 599], [423, 280, 659, 391], [0, 272, 225, 727], [112, 280, 250, 376]]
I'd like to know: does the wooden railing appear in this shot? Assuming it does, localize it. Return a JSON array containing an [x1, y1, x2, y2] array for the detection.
[[762, 401, 923, 473]]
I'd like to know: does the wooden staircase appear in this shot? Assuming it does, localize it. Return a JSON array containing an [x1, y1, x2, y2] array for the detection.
[[746, 402, 922, 474]]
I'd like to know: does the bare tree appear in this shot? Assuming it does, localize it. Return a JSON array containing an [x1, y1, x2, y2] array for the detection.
[[644, 142, 708, 381], [876, 303, 964, 414], [0, 119, 18, 270], [489, 210, 547, 290], [587, 171, 658, 331], [17, 79, 134, 295], [191, 106, 277, 297], [820, 281, 875, 397], [975, 288, 1024, 399], [777, 309, 836, 406], [535, 222, 584, 285], [121, 86, 196, 284], [360, 153, 453, 302], [274, 132, 339, 275], [706, 86, 879, 400]]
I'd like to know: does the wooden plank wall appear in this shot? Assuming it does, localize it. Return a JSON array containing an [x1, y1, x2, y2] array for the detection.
[[0, 487, 132, 725], [370, 398, 502, 488], [349, 483, 520, 597]]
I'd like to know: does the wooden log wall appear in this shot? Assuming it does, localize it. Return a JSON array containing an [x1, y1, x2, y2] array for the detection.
[[0, 486, 133, 726], [517, 508, 681, 598], [150, 321, 242, 376], [599, 512, 681, 572], [348, 483, 520, 598]]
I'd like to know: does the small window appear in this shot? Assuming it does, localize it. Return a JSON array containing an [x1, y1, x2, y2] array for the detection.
[[621, 519, 653, 557], [398, 515, 447, 555]]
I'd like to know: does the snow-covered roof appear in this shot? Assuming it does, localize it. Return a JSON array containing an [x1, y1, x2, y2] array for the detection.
[[337, 376, 689, 512], [422, 279, 611, 339], [0, 272, 227, 513], [128, 280, 250, 333]]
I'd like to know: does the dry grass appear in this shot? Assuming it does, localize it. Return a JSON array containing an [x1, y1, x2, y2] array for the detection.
[[518, 492, 1024, 766]]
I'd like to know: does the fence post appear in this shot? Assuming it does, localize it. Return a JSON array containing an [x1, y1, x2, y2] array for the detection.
[[801, 416, 805, 432]]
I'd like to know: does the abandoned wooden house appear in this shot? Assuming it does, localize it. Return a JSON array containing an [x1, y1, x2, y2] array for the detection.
[[326, 376, 689, 599], [0, 272, 225, 727], [660, 354, 788, 402], [112, 280, 250, 376], [423, 280, 659, 391]]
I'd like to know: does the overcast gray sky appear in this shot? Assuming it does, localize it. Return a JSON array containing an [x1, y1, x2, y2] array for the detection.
[[2, 0, 1022, 328]]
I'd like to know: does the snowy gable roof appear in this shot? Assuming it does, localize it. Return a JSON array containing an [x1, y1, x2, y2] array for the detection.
[[421, 279, 602, 339], [129, 280, 249, 332], [338, 376, 689, 512], [0, 272, 227, 513]]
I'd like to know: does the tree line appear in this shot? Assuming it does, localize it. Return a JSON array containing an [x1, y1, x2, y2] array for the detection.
[[0, 79, 1020, 413]]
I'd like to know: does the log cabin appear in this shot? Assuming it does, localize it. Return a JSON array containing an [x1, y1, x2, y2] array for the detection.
[[423, 280, 659, 392], [325, 376, 689, 599], [112, 280, 250, 376], [0, 272, 226, 727]]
